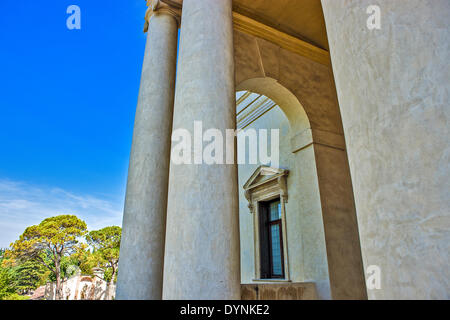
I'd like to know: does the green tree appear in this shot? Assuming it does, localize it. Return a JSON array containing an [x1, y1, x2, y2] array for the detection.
[[84, 226, 121, 299], [0, 248, 21, 300], [7, 215, 87, 300], [14, 259, 48, 294], [47, 254, 81, 282], [0, 265, 17, 300]]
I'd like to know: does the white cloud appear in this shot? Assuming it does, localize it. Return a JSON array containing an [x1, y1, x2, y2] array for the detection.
[[0, 179, 124, 248]]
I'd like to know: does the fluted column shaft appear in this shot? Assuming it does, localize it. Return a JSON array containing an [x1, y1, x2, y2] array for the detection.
[[116, 1, 179, 300], [163, 0, 241, 299]]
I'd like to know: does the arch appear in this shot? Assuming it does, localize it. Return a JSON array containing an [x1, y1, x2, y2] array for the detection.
[[234, 30, 344, 136], [237, 77, 310, 136], [235, 76, 332, 298]]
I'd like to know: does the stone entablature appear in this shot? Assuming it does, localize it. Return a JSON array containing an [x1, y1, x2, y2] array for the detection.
[[143, 0, 329, 65]]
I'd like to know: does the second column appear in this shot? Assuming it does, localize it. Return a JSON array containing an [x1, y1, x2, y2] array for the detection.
[[163, 0, 241, 300]]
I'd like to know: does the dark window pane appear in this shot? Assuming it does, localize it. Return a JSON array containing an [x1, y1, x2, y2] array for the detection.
[[269, 200, 281, 221], [259, 202, 270, 278], [270, 224, 283, 276], [259, 198, 284, 279]]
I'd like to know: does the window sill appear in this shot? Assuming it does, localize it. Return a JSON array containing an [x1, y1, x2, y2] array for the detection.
[[252, 278, 291, 283]]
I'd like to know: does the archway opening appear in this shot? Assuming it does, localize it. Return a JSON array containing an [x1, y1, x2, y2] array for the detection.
[[235, 81, 333, 300]]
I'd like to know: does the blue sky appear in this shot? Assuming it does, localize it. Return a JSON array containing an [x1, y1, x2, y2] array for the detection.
[[0, 0, 148, 247]]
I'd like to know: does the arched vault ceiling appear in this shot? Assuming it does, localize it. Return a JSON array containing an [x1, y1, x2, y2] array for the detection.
[[166, 0, 329, 50]]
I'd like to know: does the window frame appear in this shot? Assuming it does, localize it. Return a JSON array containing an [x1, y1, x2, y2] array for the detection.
[[259, 198, 285, 279], [243, 166, 290, 282]]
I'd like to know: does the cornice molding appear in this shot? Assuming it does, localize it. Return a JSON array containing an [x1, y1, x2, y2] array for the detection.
[[232, 12, 330, 66], [142, 2, 330, 65], [243, 166, 290, 214], [144, 0, 181, 32]]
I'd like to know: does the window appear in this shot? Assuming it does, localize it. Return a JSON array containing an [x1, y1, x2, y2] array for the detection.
[[243, 166, 290, 281], [259, 199, 285, 279]]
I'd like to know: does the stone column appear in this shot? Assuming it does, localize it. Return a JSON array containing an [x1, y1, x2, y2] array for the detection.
[[163, 0, 241, 299], [116, 0, 180, 300], [321, 0, 450, 299]]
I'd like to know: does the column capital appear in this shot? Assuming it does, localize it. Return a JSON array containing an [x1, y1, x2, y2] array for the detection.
[[144, 0, 181, 32]]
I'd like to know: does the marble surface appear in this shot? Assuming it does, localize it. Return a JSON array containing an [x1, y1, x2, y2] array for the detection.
[[322, 0, 450, 299]]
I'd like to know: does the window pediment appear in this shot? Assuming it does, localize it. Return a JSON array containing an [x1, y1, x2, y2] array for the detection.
[[243, 166, 289, 214]]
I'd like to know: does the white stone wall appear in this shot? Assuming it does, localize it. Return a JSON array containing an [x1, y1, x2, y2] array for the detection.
[[322, 0, 450, 299], [44, 275, 114, 300]]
